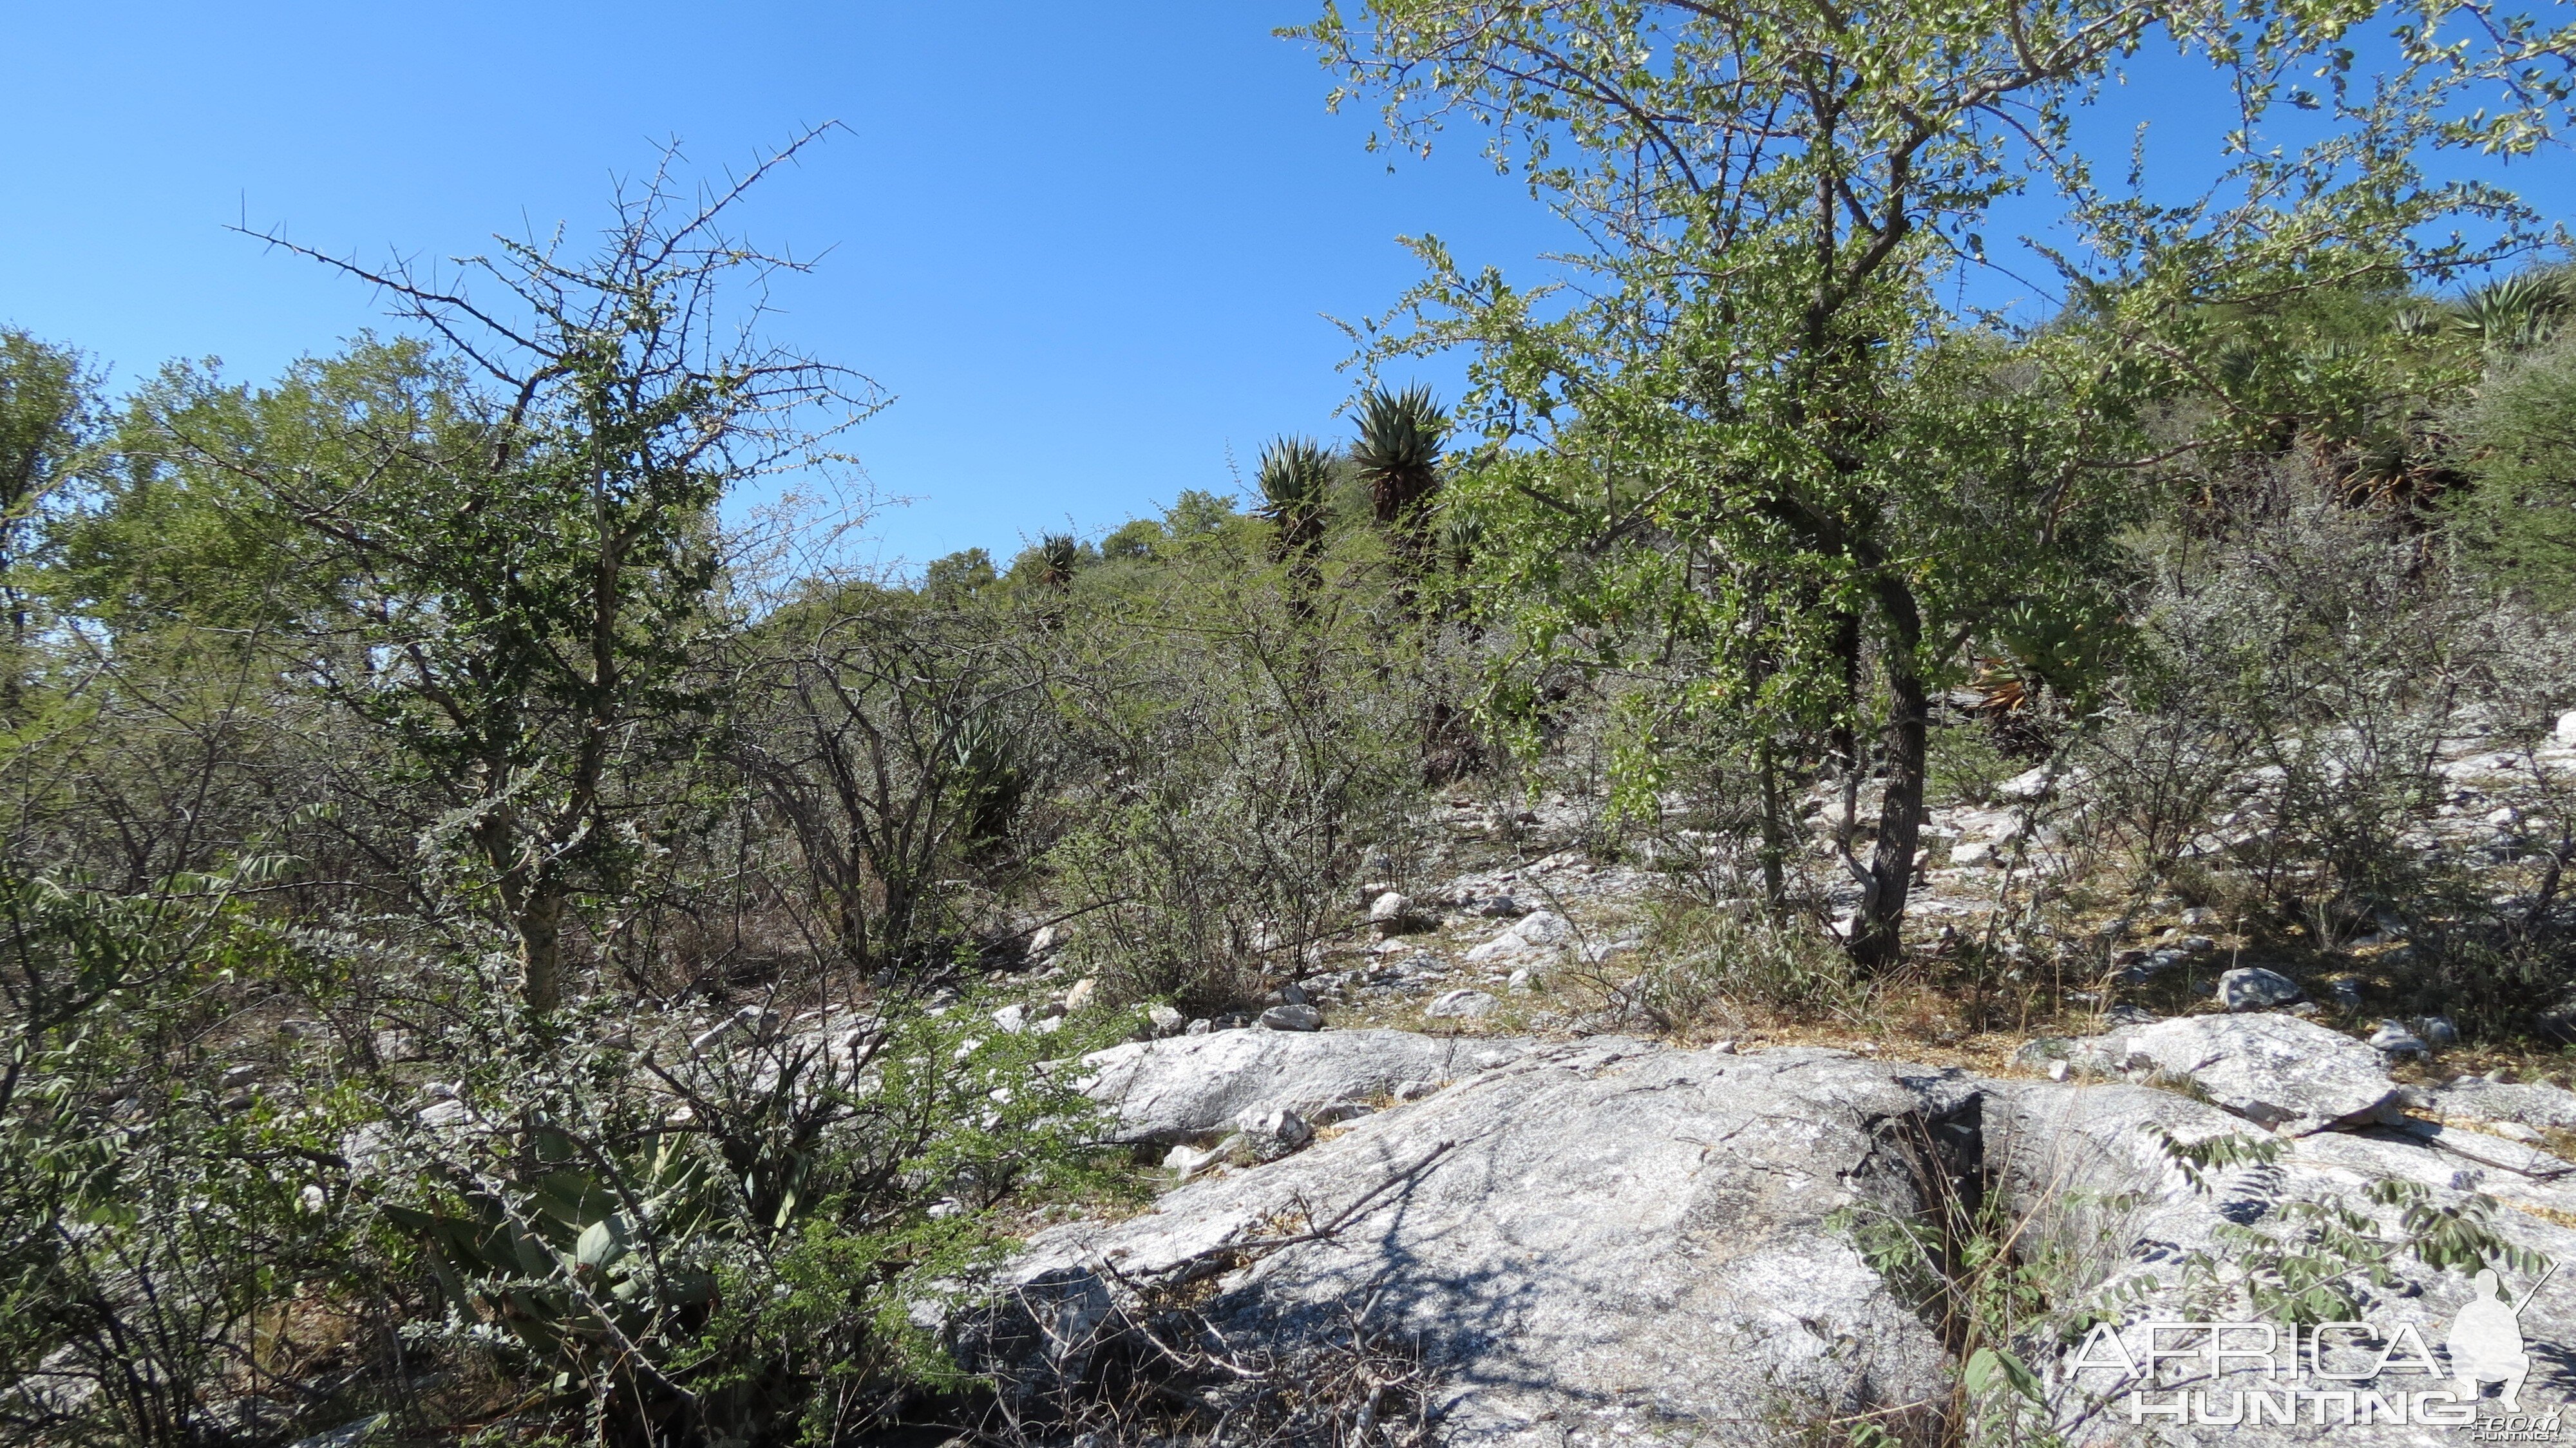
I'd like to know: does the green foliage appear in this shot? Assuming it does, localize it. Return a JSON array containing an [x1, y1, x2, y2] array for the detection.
[[1615, 901, 1869, 1033], [922, 546, 998, 602], [735, 594, 1050, 974], [0, 330, 102, 718], [1096, 519, 1164, 562], [1255, 435, 1335, 561], [1161, 487, 1241, 542], [1045, 529, 1426, 1011], [2154, 1127, 2544, 1326], [1836, 1162, 2065, 1447], [1298, 0, 2573, 967], [2453, 332, 2576, 607], [0, 862, 374, 1448], [377, 989, 1106, 1445], [1348, 386, 1444, 532]]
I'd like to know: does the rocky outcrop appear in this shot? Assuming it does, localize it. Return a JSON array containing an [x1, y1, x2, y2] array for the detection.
[[1074, 1027, 1539, 1145], [975, 1025, 2576, 1444], [2432, 1076, 2576, 1134], [986, 1040, 1969, 1445]]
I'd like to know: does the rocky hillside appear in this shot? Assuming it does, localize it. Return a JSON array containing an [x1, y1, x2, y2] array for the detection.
[[956, 1016, 2576, 1445]]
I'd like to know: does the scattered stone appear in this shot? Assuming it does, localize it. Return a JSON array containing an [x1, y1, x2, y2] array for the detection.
[[1160, 1140, 1226, 1179], [2217, 966, 2302, 1012], [990, 1004, 1030, 1034], [1235, 1105, 1313, 1150], [1258, 1004, 1323, 1033], [1464, 908, 1577, 962], [219, 1064, 258, 1091], [1367, 891, 1411, 923], [1707, 1040, 1737, 1055], [2557, 709, 2576, 747], [2046, 1060, 2070, 1082], [1994, 765, 2056, 803], [1513, 910, 1573, 946], [2327, 976, 2364, 1011], [2367, 1019, 2431, 1060], [1025, 924, 1061, 960], [1146, 1004, 1185, 1036], [1951, 841, 1995, 868], [1426, 989, 1500, 1020], [2414, 1014, 2459, 1047], [1475, 895, 1524, 917], [1506, 967, 1534, 993], [2101, 1013, 2403, 1134], [1307, 1100, 1376, 1126], [2011, 1037, 2074, 1072], [1061, 977, 1097, 1012], [1185, 1018, 1211, 1036]]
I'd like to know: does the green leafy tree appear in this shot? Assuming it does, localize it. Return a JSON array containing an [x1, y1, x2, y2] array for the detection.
[[0, 332, 101, 719], [222, 137, 883, 1011], [1298, 0, 2571, 964], [922, 546, 998, 602]]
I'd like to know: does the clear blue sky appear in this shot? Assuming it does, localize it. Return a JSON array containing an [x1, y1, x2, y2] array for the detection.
[[6, 4, 2566, 573], [3, 3, 1573, 572]]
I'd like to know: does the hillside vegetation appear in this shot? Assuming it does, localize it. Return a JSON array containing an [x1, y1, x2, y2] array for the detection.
[[6, 4, 2576, 1446]]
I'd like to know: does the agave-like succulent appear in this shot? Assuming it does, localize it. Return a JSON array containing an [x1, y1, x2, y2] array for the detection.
[[2453, 271, 2570, 352], [1350, 385, 1449, 532], [1255, 435, 1334, 559], [1034, 532, 1081, 591]]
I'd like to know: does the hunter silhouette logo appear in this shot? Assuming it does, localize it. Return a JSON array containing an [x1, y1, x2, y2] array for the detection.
[[2450, 1266, 2541, 1413], [2073, 1257, 2563, 1431]]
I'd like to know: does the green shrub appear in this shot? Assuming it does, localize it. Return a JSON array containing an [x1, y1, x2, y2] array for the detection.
[[375, 987, 1108, 1446]]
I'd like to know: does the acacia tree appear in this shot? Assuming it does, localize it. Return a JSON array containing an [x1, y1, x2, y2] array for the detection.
[[1299, 0, 2571, 964], [207, 135, 883, 1011]]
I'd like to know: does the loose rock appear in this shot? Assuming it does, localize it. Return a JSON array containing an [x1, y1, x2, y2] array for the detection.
[[2096, 1013, 2403, 1134], [1425, 989, 1499, 1020], [2217, 966, 2301, 1011]]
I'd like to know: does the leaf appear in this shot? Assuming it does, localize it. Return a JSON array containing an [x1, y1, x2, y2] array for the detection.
[[1964, 1346, 2045, 1405], [575, 1215, 627, 1271]]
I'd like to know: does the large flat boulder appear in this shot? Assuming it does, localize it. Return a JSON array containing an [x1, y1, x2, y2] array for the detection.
[[2088, 1012, 2403, 1134], [979, 1042, 1973, 1445], [1074, 1027, 1540, 1145]]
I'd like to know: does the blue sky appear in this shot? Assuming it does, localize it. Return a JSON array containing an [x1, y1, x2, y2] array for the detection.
[[2, 3, 1572, 573], [6, 4, 2567, 574]]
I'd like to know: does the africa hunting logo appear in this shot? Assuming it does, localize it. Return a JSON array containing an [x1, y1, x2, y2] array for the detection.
[[2063, 1261, 2561, 1436]]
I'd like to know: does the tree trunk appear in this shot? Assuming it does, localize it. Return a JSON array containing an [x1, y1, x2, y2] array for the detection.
[[516, 882, 566, 1013], [1757, 739, 1788, 911], [1853, 590, 1930, 970]]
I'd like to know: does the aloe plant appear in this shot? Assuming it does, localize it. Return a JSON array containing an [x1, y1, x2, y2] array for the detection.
[[1255, 435, 1334, 562], [1349, 385, 1447, 540]]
